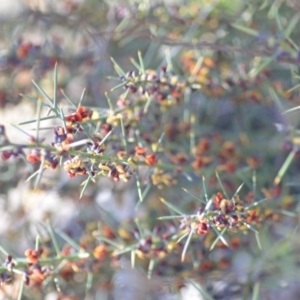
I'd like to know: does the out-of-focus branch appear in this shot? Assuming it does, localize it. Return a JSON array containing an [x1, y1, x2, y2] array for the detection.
[[150, 35, 300, 66]]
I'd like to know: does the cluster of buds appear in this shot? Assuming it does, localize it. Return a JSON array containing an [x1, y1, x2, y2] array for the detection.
[[52, 126, 74, 148], [93, 244, 108, 260], [120, 67, 186, 104], [131, 224, 179, 260], [98, 162, 133, 182], [190, 135, 259, 179], [179, 193, 260, 240], [1, 146, 24, 161], [135, 236, 169, 259], [24, 248, 50, 287], [65, 105, 92, 124], [58, 245, 86, 282], [50, 106, 92, 153], [87, 140, 106, 156], [210, 194, 247, 230], [151, 168, 177, 189], [0, 255, 15, 285], [134, 146, 158, 166], [0, 125, 25, 160], [26, 148, 59, 169], [64, 156, 87, 177], [181, 51, 289, 105]]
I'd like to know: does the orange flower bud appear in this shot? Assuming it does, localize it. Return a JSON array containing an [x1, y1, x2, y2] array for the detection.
[[145, 153, 158, 166]]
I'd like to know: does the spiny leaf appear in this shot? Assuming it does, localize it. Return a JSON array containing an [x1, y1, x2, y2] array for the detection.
[[231, 23, 259, 36], [215, 171, 229, 199], [111, 57, 126, 76], [182, 188, 206, 204], [209, 227, 228, 251], [181, 225, 195, 262], [274, 150, 296, 185], [160, 198, 185, 215]]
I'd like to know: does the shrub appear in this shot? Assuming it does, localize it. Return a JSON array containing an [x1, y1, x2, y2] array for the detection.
[[0, 1, 300, 299]]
